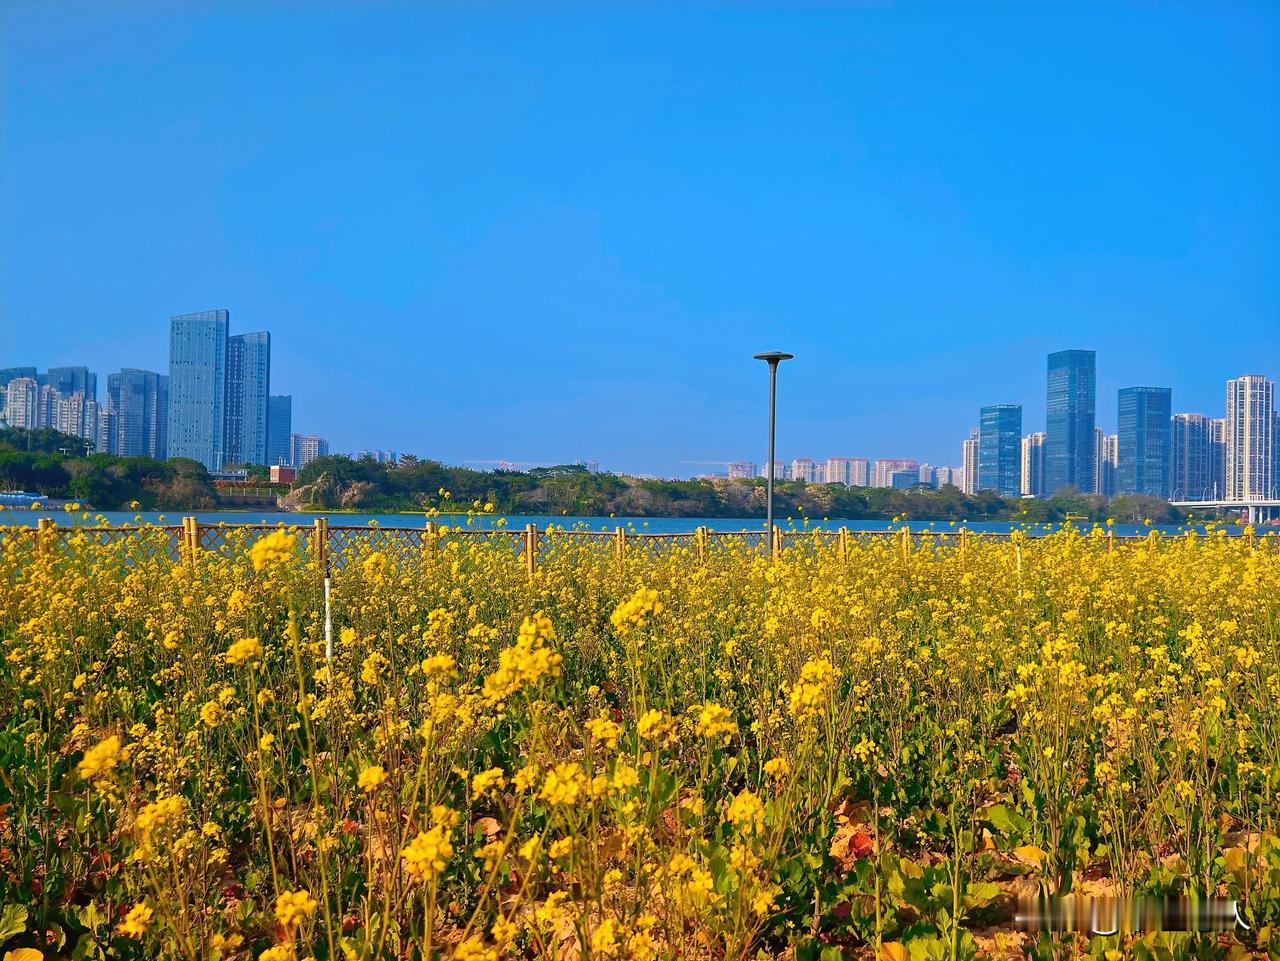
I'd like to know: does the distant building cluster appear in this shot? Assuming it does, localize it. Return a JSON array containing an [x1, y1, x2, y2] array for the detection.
[[725, 456, 956, 491], [961, 350, 1278, 503], [721, 349, 1278, 507], [2, 310, 331, 472]]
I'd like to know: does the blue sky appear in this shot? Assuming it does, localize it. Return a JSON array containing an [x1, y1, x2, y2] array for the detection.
[[2, 2, 1277, 476]]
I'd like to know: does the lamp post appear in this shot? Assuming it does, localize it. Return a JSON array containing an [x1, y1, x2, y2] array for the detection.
[[753, 351, 794, 539]]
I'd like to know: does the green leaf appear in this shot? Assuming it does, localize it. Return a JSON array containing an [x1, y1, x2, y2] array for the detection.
[[963, 881, 1003, 909], [0, 902, 28, 941], [984, 803, 1031, 839]]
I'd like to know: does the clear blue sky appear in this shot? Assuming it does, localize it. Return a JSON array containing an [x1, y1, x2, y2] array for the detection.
[[2, 2, 1277, 476]]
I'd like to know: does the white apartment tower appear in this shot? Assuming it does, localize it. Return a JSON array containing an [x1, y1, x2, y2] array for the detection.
[[1225, 375, 1275, 500], [960, 430, 980, 494]]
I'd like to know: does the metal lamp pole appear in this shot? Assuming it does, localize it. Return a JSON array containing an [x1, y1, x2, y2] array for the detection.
[[753, 351, 794, 538]]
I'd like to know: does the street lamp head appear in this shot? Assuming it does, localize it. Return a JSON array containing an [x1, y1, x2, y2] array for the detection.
[[753, 351, 794, 365]]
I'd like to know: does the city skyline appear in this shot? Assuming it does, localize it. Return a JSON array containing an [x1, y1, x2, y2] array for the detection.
[[6, 332, 1277, 478], [3, 3, 1278, 476]]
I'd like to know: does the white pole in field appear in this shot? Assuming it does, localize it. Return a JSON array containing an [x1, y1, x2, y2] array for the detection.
[[323, 558, 333, 664]]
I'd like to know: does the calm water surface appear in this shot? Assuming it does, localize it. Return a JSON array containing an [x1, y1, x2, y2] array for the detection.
[[0, 508, 1222, 538]]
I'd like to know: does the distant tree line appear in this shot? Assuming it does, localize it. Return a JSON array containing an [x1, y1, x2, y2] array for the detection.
[[287, 452, 1190, 522], [0, 428, 219, 509], [0, 429, 1192, 522]]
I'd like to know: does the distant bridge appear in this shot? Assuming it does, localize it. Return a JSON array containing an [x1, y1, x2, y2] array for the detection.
[[1169, 499, 1280, 524]]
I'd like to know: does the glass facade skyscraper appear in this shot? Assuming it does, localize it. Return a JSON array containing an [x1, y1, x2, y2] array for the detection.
[[267, 395, 293, 466], [1171, 413, 1211, 501], [978, 404, 1022, 497], [1045, 349, 1096, 495], [168, 309, 229, 470], [225, 331, 271, 465], [106, 369, 169, 459], [1116, 387, 1172, 497], [41, 366, 96, 401]]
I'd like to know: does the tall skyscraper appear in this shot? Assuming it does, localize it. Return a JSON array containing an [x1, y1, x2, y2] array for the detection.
[[1020, 432, 1046, 497], [168, 310, 230, 470], [1225, 375, 1275, 500], [225, 331, 271, 465], [1209, 418, 1227, 500], [107, 369, 169, 458], [960, 429, 980, 494], [1098, 433, 1119, 497], [1045, 349, 1097, 494], [267, 395, 293, 466], [1116, 387, 1172, 498], [52, 392, 100, 447], [978, 404, 1022, 497], [289, 433, 330, 468], [0, 367, 37, 389], [41, 366, 97, 401], [2, 377, 39, 429], [1171, 414, 1211, 501]]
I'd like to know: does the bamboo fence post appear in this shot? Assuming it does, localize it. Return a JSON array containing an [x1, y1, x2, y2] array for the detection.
[[696, 526, 707, 564], [425, 521, 438, 558], [1107, 530, 1116, 554], [312, 517, 329, 580], [839, 526, 849, 563], [525, 524, 538, 579], [36, 517, 53, 559], [770, 525, 781, 562], [614, 526, 626, 567]]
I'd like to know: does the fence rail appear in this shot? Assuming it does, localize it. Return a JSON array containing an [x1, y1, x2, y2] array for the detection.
[[1, 516, 1271, 577]]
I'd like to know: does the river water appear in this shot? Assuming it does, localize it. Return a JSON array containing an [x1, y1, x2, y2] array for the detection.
[[0, 508, 1217, 537]]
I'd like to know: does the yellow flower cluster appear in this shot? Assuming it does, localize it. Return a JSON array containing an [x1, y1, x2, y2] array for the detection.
[[609, 586, 664, 633], [481, 612, 562, 705], [4, 521, 1278, 959], [248, 529, 297, 572]]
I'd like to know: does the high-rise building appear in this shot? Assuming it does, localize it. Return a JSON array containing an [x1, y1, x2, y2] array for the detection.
[[1045, 349, 1097, 494], [978, 404, 1022, 497], [2, 377, 40, 429], [1116, 387, 1172, 498], [726, 461, 757, 480], [874, 458, 918, 488], [934, 466, 959, 488], [0, 367, 37, 390], [225, 331, 271, 466], [1209, 418, 1227, 500], [890, 469, 920, 489], [52, 392, 100, 447], [106, 369, 169, 458], [758, 461, 785, 480], [1171, 414, 1211, 501], [267, 395, 293, 466], [168, 309, 230, 470], [822, 457, 867, 486], [1225, 375, 1275, 500], [1096, 432, 1119, 497], [1021, 432, 1046, 497], [917, 464, 937, 488], [789, 458, 819, 483], [357, 450, 399, 464], [289, 433, 330, 468], [41, 366, 97, 401], [960, 430, 980, 494]]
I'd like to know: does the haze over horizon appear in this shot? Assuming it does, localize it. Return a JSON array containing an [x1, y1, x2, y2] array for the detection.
[[3, 2, 1278, 476]]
